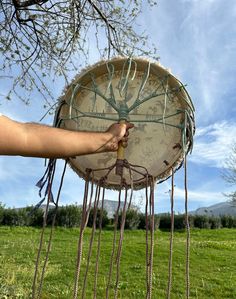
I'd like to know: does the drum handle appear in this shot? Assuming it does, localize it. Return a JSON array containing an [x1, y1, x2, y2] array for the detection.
[[117, 120, 126, 160], [115, 120, 126, 176]]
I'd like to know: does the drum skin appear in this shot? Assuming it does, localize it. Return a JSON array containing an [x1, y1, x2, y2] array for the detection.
[[55, 57, 195, 190]]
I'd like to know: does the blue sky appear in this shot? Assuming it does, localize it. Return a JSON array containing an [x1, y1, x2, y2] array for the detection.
[[0, 0, 235, 213]]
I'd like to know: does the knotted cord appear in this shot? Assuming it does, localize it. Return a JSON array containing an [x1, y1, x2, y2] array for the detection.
[[32, 160, 67, 299], [93, 186, 105, 299], [166, 169, 175, 299], [185, 156, 190, 299], [71, 161, 156, 299], [32, 154, 192, 299], [32, 56, 194, 299]]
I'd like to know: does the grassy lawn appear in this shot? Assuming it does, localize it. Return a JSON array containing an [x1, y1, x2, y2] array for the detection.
[[0, 226, 236, 298]]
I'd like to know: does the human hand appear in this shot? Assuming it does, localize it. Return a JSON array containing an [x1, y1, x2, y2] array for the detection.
[[104, 122, 134, 152]]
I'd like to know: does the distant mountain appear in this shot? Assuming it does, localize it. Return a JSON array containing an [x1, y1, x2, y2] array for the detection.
[[14, 204, 55, 212], [97, 199, 139, 218], [190, 201, 236, 217]]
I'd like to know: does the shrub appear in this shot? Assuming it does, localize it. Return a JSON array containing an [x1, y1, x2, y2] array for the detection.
[[2, 208, 19, 226], [153, 215, 160, 230], [221, 215, 236, 228], [159, 214, 194, 230], [138, 213, 160, 230], [15, 208, 29, 226], [27, 207, 44, 227], [174, 214, 185, 230], [209, 216, 222, 229], [47, 205, 82, 227], [0, 202, 5, 225], [138, 213, 146, 229], [124, 209, 140, 230], [193, 215, 211, 229], [159, 214, 171, 230], [116, 209, 140, 230], [233, 218, 236, 228], [87, 207, 109, 228], [2, 209, 27, 226]]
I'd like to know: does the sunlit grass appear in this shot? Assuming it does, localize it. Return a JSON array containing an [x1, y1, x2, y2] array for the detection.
[[0, 226, 236, 298]]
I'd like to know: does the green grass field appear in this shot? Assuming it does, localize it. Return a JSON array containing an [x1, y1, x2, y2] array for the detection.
[[0, 226, 236, 299]]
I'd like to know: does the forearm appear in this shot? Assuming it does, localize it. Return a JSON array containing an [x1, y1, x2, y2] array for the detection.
[[0, 116, 113, 158], [22, 124, 113, 158]]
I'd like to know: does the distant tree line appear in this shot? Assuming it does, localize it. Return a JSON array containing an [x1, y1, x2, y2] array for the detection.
[[1, 203, 236, 229], [118, 210, 236, 230], [0, 203, 109, 228]]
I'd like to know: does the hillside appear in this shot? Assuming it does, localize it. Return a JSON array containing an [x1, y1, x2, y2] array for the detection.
[[97, 199, 139, 218], [190, 201, 236, 216]]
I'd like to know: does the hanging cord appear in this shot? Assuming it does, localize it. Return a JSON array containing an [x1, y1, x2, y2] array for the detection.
[[145, 175, 150, 299], [93, 185, 105, 299], [36, 160, 67, 299], [84, 172, 95, 228], [114, 185, 128, 299], [73, 170, 91, 299], [184, 157, 190, 298], [82, 184, 101, 299], [166, 169, 175, 299], [184, 156, 190, 299], [105, 181, 123, 299], [127, 162, 134, 210], [148, 176, 155, 299], [32, 159, 57, 299]]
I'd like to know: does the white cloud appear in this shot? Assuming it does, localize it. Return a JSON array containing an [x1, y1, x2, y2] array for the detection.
[[133, 178, 228, 214], [144, 0, 236, 123], [173, 186, 225, 203], [155, 179, 226, 203], [190, 121, 236, 168]]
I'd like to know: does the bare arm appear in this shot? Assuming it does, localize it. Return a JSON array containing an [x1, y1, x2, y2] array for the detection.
[[0, 115, 133, 158]]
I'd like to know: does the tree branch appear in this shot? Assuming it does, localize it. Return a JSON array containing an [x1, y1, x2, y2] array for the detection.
[[12, 0, 48, 9]]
